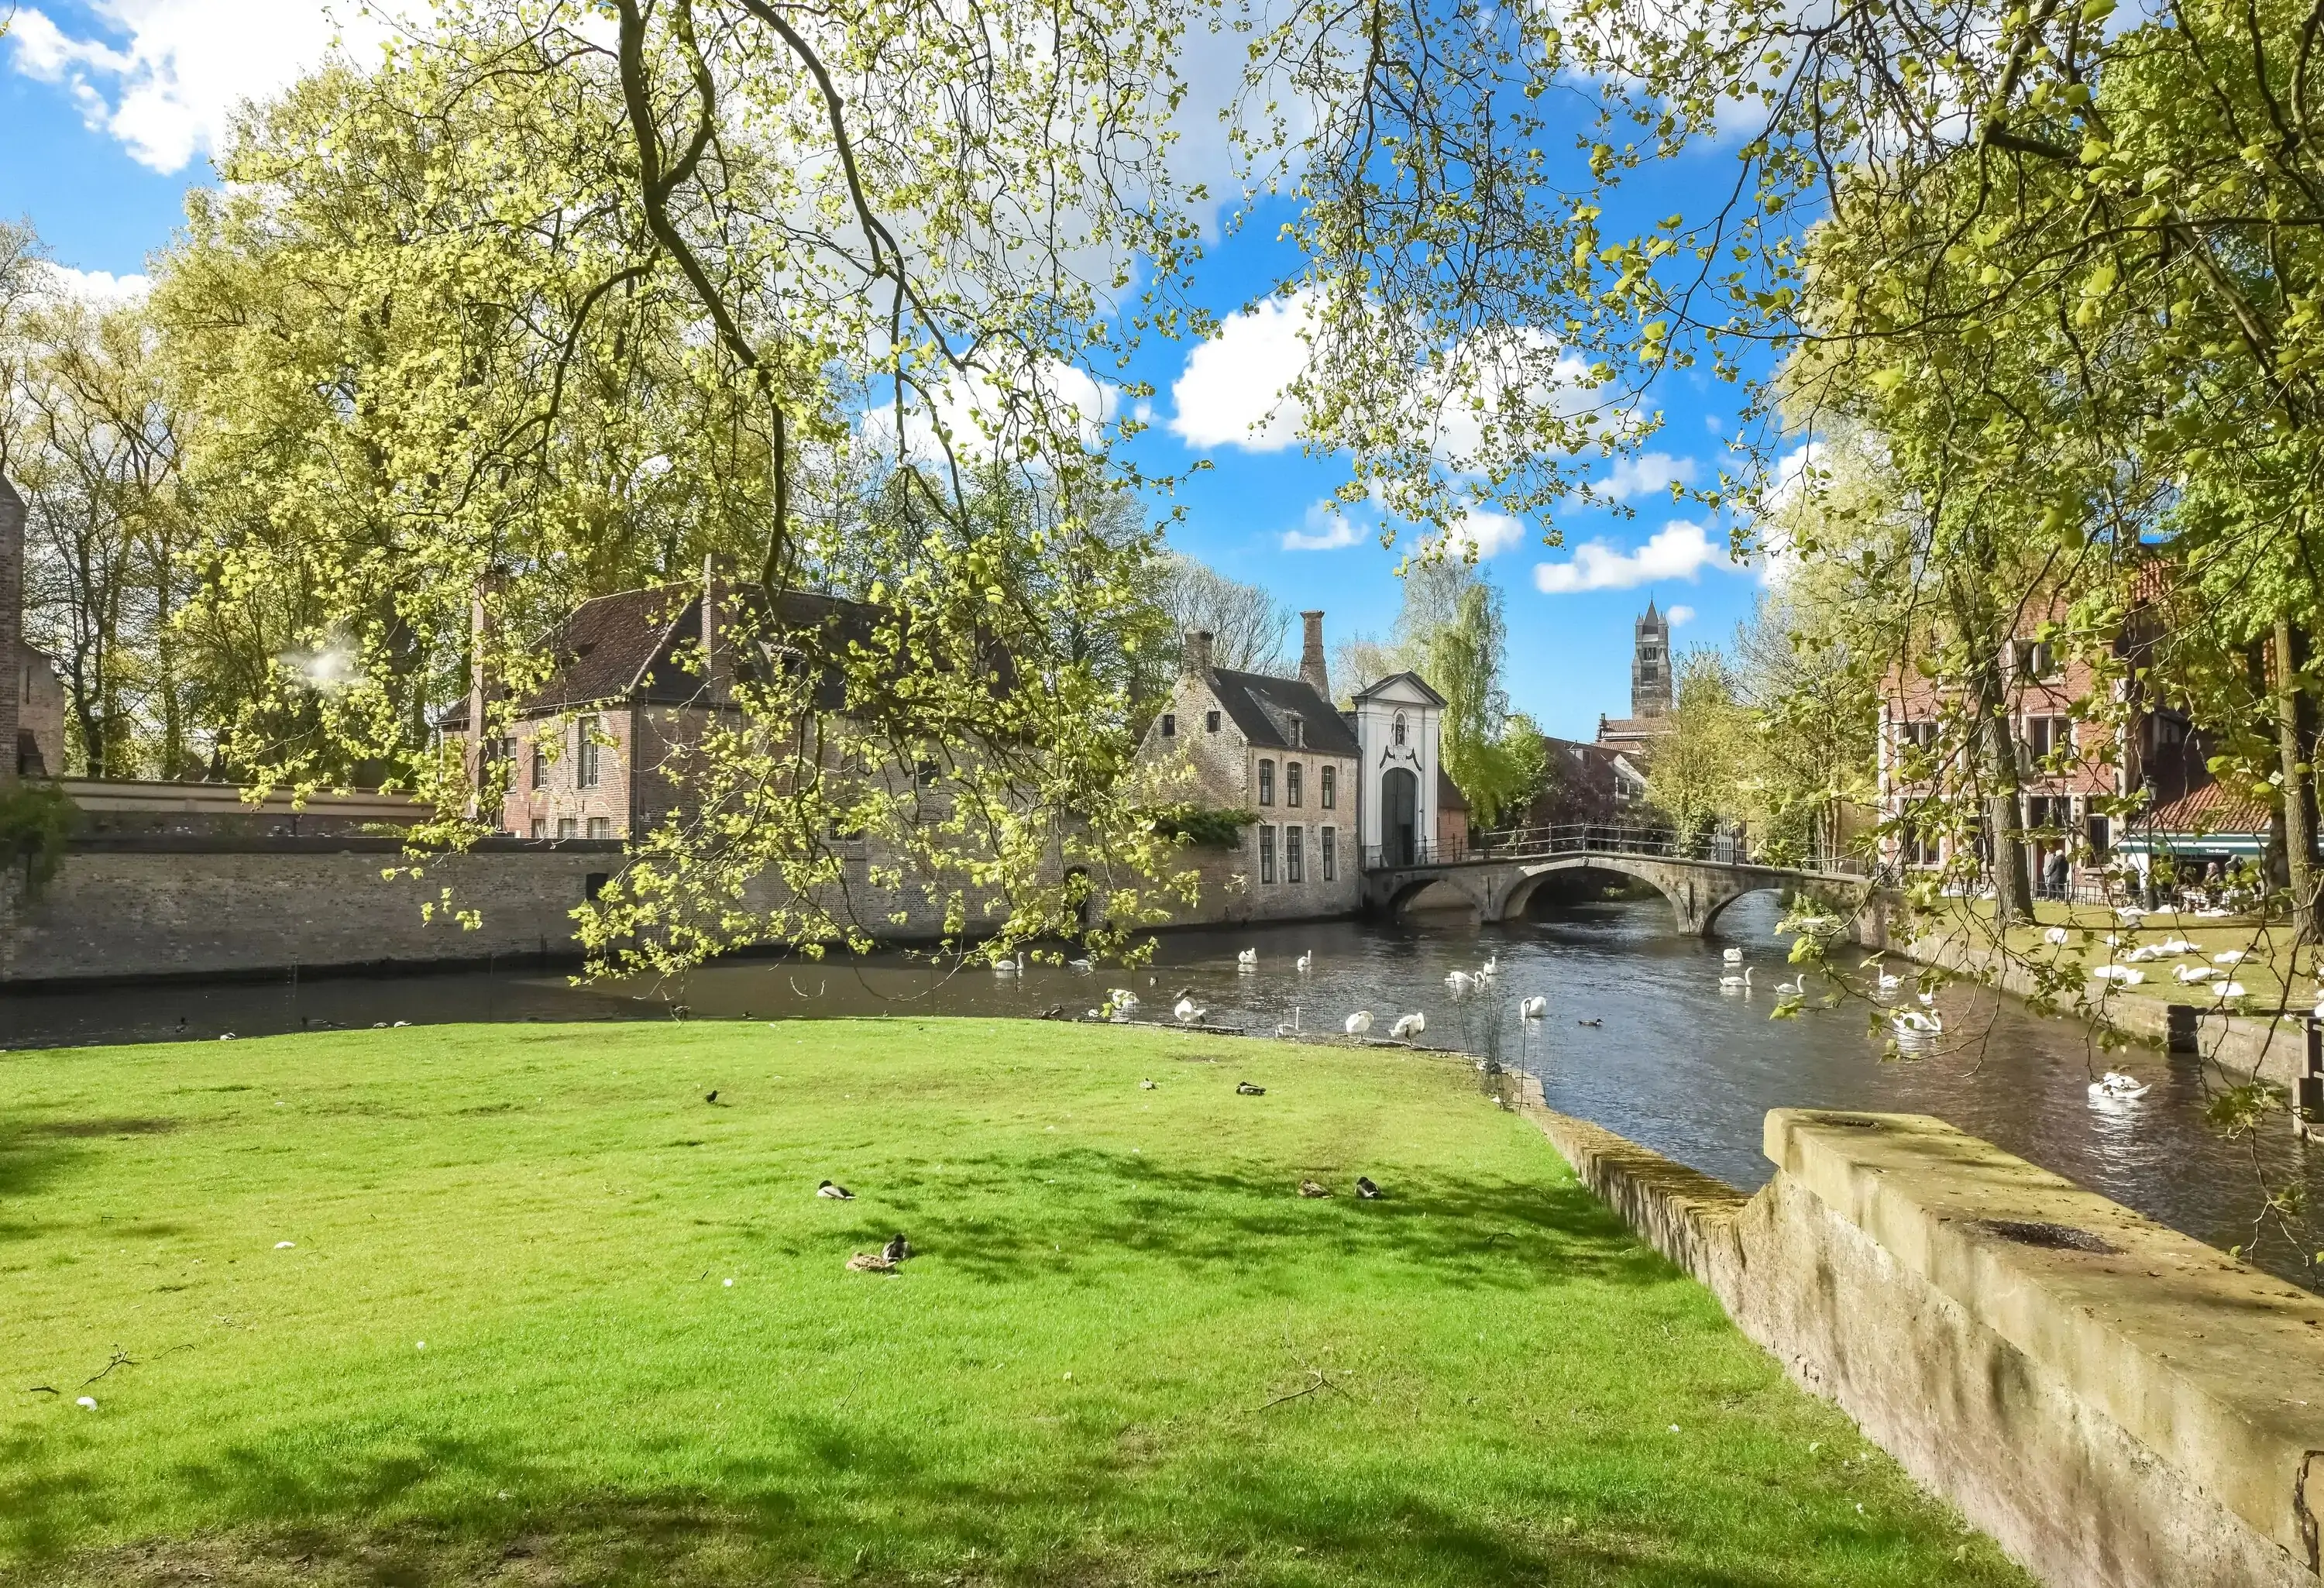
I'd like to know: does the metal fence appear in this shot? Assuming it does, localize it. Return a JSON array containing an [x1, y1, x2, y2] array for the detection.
[[1363, 823, 1879, 879]]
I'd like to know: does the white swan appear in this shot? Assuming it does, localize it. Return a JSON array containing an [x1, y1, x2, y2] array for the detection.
[[1344, 1010, 1374, 1036], [1445, 970, 1476, 995], [1722, 947, 1745, 964], [2212, 950, 2247, 964], [2159, 938, 2195, 955], [1236, 947, 1257, 970], [1068, 958, 1093, 973], [1519, 995, 1548, 1021], [1775, 974, 1806, 995], [1174, 996, 1205, 1023], [2091, 964, 2144, 985], [1390, 1012, 1426, 1040], [1718, 967, 1753, 994], [1295, 950, 1313, 974], [2089, 1069, 2151, 1100], [2174, 964, 2218, 984], [992, 953, 1021, 974], [1875, 967, 1903, 992], [1478, 955, 1499, 979], [2213, 981, 2248, 999], [2043, 926, 2069, 946], [1892, 1009, 1941, 1033]]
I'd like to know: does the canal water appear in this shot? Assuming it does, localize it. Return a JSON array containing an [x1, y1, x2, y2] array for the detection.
[[6, 893, 2319, 1291]]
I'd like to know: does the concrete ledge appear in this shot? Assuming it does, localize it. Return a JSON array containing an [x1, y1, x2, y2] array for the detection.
[[1514, 1088, 2324, 1587]]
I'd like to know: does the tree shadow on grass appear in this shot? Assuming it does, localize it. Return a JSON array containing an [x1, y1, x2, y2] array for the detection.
[[5, 1414, 2018, 1588], [776, 1146, 1679, 1293]]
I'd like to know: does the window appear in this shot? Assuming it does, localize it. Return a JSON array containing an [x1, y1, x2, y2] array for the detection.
[[586, 816, 611, 840], [1287, 716, 1304, 748], [531, 818, 547, 839], [2022, 715, 2072, 769], [915, 758, 939, 789], [1321, 765, 1336, 809], [1259, 823, 1276, 883], [556, 817, 578, 840], [1286, 825, 1304, 883], [1393, 713, 1407, 747], [1160, 713, 1177, 738], [1258, 758, 1275, 805], [577, 717, 601, 789], [1205, 710, 1220, 732], [2026, 795, 2072, 834], [1321, 827, 1336, 881], [1286, 762, 1303, 807], [2086, 812, 2112, 859], [584, 871, 609, 902], [1899, 720, 1938, 753], [531, 741, 548, 790]]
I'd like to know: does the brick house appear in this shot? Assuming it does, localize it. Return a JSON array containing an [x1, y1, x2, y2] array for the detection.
[[449, 572, 875, 840], [1878, 578, 2265, 896]]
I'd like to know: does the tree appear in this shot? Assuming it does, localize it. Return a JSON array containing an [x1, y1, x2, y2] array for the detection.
[[1646, 649, 1753, 849], [1153, 555, 1292, 675]]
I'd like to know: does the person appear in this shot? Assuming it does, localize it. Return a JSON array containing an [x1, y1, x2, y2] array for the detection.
[[2044, 847, 2071, 901]]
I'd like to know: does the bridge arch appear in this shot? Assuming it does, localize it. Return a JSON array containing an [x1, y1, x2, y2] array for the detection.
[[1494, 854, 1710, 934]]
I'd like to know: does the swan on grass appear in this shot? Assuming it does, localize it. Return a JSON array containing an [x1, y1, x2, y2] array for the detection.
[[2212, 949, 2248, 964], [2091, 964, 2145, 985], [2212, 981, 2249, 999], [1295, 950, 1313, 974], [2043, 926, 2069, 946], [2174, 964, 2219, 984], [1390, 1012, 1426, 1040], [1344, 1010, 1373, 1036]]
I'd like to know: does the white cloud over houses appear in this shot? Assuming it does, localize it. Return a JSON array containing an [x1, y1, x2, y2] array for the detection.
[[1594, 451, 1698, 503], [1170, 292, 1316, 452], [8, 1, 399, 172], [1532, 519, 1733, 594], [1281, 499, 1365, 552], [1666, 603, 1696, 626]]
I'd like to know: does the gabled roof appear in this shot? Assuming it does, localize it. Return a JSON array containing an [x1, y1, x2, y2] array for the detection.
[[1435, 766, 1468, 813], [2146, 782, 2269, 837], [1208, 668, 1361, 756], [1351, 670, 1448, 707]]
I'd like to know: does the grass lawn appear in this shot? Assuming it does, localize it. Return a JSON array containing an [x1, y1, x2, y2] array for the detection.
[[1927, 899, 2315, 1015], [2, 1019, 2026, 1586]]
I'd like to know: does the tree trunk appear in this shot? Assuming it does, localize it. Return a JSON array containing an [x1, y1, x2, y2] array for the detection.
[[1973, 659, 2033, 923], [2274, 618, 2317, 940]]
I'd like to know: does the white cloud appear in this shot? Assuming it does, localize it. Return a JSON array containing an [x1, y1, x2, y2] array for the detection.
[[1666, 603, 1696, 627], [1532, 520, 1733, 594], [1595, 451, 1698, 503], [36, 263, 152, 304], [1169, 293, 1316, 452], [1281, 500, 1365, 552], [864, 359, 1119, 462], [1425, 507, 1531, 561], [7, 2, 401, 173], [1755, 441, 1824, 587]]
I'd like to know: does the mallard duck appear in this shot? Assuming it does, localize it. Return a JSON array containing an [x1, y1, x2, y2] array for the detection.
[[1298, 1179, 1332, 1198], [816, 1180, 854, 1200], [1235, 1081, 1267, 1095], [1355, 1176, 1381, 1199]]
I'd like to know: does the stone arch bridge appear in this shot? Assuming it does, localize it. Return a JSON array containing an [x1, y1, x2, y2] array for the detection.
[[1361, 830, 1877, 937]]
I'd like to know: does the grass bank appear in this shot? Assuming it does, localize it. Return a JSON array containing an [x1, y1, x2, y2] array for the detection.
[[3, 1019, 2025, 1586], [1910, 899, 2309, 1015]]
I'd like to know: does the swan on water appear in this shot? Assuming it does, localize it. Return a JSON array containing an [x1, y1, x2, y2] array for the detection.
[[1344, 1010, 1373, 1036], [1478, 956, 1499, 979], [1775, 973, 1806, 995], [992, 954, 1021, 974], [1722, 947, 1745, 964], [1445, 970, 1476, 995], [2089, 1070, 2150, 1100], [1236, 947, 1257, 970], [1718, 967, 1753, 994], [1068, 958, 1093, 973], [1295, 950, 1313, 973], [1390, 1012, 1426, 1040], [1892, 1009, 1942, 1034], [1519, 996, 1548, 1021]]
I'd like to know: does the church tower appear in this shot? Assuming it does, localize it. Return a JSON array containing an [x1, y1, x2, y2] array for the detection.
[[1631, 599, 1671, 720]]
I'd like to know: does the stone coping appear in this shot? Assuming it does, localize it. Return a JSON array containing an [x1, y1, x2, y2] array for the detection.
[[1767, 1109, 2324, 1569]]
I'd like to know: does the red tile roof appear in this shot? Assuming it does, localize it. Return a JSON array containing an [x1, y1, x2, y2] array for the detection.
[[2145, 781, 2269, 837]]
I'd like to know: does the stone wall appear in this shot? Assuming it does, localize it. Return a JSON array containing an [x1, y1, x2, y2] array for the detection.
[[1514, 1091, 2324, 1588]]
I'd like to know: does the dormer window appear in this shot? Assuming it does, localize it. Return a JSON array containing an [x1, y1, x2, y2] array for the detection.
[[1287, 715, 1304, 748], [1393, 713, 1408, 748]]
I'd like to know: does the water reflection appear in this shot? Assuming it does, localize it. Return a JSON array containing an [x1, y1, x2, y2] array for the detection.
[[4, 894, 2316, 1291]]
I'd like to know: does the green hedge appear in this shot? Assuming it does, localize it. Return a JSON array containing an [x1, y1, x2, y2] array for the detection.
[[1145, 803, 1257, 848]]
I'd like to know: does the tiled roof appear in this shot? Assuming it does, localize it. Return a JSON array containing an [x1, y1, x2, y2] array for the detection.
[[522, 584, 697, 712], [2145, 781, 2269, 837], [1351, 670, 1449, 707], [1435, 766, 1468, 813], [1208, 668, 1361, 756]]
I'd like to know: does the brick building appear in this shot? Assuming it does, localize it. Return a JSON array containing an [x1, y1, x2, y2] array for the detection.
[[1878, 581, 2265, 896]]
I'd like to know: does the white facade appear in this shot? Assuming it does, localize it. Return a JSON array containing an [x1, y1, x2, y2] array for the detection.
[[1350, 672, 1446, 864]]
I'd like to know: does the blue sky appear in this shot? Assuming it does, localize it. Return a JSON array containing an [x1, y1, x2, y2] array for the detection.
[[2, 2, 1785, 741]]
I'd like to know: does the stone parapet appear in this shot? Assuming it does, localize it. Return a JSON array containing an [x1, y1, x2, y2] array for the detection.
[[1511, 1084, 2324, 1588]]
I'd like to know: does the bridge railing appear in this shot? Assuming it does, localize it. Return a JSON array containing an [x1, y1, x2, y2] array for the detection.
[[1363, 823, 1882, 878]]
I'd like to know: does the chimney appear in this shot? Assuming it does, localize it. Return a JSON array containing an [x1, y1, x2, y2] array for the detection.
[[1299, 610, 1329, 700], [1183, 629, 1215, 679], [701, 552, 720, 701], [0, 476, 22, 789]]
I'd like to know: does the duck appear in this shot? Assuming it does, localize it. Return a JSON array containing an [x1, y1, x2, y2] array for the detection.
[[816, 1180, 854, 1200], [1298, 1178, 1332, 1198], [1140, 1078, 1157, 1090], [1236, 947, 1257, 970], [1718, 967, 1753, 994], [882, 1233, 912, 1263], [1173, 995, 1206, 1024], [1519, 995, 1548, 1021], [1295, 950, 1314, 973], [1355, 1175, 1382, 1199], [1344, 1010, 1374, 1036], [1445, 970, 1477, 995], [1576, 1016, 1604, 1028], [1390, 1012, 1426, 1040], [1235, 1081, 1267, 1095]]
